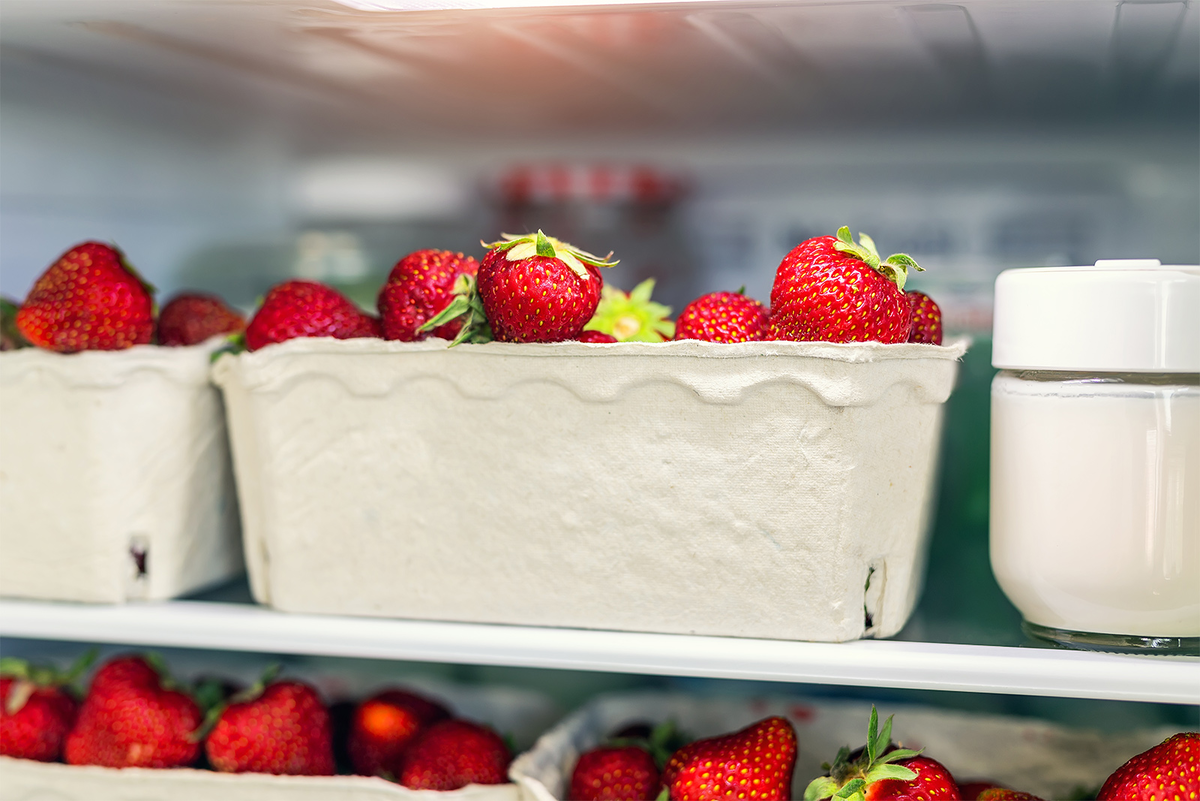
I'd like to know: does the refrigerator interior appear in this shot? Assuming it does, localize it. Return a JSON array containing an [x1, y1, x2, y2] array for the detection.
[[1, 0, 1198, 739]]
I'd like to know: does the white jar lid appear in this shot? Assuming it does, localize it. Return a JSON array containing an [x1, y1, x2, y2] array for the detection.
[[992, 260, 1200, 372]]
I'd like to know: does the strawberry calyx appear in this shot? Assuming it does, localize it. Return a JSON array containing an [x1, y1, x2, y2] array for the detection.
[[0, 650, 95, 714], [831, 227, 923, 292], [420, 273, 494, 346], [481, 230, 618, 281], [191, 663, 281, 742], [804, 706, 921, 801], [584, 278, 675, 342], [1, 296, 30, 350], [607, 719, 688, 770]]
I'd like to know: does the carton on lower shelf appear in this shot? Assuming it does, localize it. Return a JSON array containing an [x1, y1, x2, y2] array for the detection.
[[509, 692, 1178, 801], [212, 336, 967, 642], [0, 342, 242, 603]]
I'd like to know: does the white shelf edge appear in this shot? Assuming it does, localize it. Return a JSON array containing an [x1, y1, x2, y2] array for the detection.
[[1, 598, 1196, 704]]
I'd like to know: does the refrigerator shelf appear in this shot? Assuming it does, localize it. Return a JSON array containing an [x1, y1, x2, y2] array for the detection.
[[0, 595, 1195, 705]]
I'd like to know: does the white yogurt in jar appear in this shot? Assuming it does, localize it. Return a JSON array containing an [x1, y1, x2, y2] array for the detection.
[[989, 261, 1200, 649], [991, 372, 1199, 637]]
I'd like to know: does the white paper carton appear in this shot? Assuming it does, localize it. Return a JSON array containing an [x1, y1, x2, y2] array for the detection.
[[0, 676, 557, 801], [510, 692, 1177, 800], [212, 336, 966, 642], [0, 342, 242, 602]]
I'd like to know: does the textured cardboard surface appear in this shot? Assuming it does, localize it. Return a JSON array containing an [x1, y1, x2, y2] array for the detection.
[[510, 692, 1177, 800], [0, 341, 242, 602], [213, 337, 966, 641]]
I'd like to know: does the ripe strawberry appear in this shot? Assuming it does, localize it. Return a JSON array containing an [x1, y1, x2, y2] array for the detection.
[[206, 678, 334, 775], [476, 230, 615, 343], [64, 654, 202, 768], [907, 290, 943, 345], [0, 653, 92, 762], [584, 278, 674, 342], [157, 292, 245, 347], [959, 782, 1007, 799], [571, 745, 660, 801], [661, 716, 797, 801], [674, 290, 768, 343], [577, 330, 618, 343], [1097, 731, 1199, 801], [768, 228, 918, 344], [804, 707, 959, 801], [244, 280, 380, 352], [976, 790, 1045, 801], [16, 241, 154, 352], [398, 718, 511, 791], [378, 250, 480, 342], [348, 688, 451, 777]]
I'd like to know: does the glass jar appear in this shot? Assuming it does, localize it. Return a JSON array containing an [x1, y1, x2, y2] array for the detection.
[[989, 260, 1199, 653]]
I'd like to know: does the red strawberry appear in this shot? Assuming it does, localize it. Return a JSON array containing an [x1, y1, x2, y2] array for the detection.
[[906, 290, 943, 345], [577, 330, 618, 343], [805, 707, 959, 801], [960, 783, 1007, 800], [674, 290, 768, 343], [1097, 731, 1199, 801], [0, 653, 92, 762], [158, 292, 246, 347], [768, 228, 918, 344], [976, 790, 1045, 801], [16, 241, 154, 352], [348, 688, 451, 777], [206, 679, 334, 775], [378, 250, 480, 342], [475, 230, 614, 343], [571, 745, 660, 801], [64, 654, 202, 768], [398, 718, 511, 791], [661, 716, 797, 801], [244, 280, 380, 352]]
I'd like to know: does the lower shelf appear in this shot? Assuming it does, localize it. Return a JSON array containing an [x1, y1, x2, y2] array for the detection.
[[0, 591, 1195, 705]]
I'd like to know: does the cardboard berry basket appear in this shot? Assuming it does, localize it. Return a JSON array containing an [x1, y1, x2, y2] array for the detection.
[[0, 340, 242, 603], [212, 336, 967, 642], [0, 675, 557, 801], [510, 691, 1177, 801]]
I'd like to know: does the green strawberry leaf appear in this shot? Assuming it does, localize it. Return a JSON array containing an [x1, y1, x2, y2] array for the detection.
[[866, 706, 881, 763], [585, 278, 674, 342], [805, 777, 840, 801], [878, 747, 922, 763], [835, 778, 867, 799], [865, 763, 918, 782], [535, 230, 556, 259], [655, 789, 670, 801]]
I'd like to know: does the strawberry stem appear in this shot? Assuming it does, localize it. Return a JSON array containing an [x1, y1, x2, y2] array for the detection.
[[831, 227, 924, 292]]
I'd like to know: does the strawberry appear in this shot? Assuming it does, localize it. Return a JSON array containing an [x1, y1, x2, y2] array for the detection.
[[584, 278, 674, 342], [16, 241, 154, 353], [0, 652, 92, 762], [976, 790, 1045, 801], [906, 290, 943, 345], [64, 654, 202, 768], [244, 279, 380, 352], [577, 330, 618, 343], [960, 783, 1007, 800], [1096, 731, 1199, 801], [157, 292, 246, 347], [571, 745, 660, 801], [768, 228, 919, 344], [348, 688, 451, 777], [378, 249, 480, 342], [661, 716, 797, 801], [206, 677, 334, 775], [398, 718, 511, 791], [674, 290, 768, 343], [474, 230, 615, 343], [805, 707, 959, 801]]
